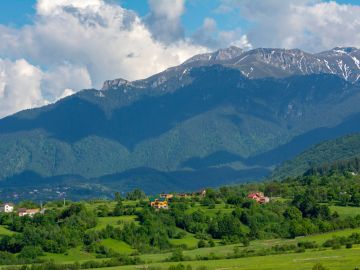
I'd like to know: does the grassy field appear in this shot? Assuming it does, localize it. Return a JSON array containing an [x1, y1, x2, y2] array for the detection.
[[0, 225, 14, 236], [330, 205, 360, 217], [41, 246, 97, 263], [137, 226, 360, 264], [169, 232, 199, 249], [296, 227, 360, 243], [100, 239, 134, 255], [93, 216, 138, 230], [90, 247, 360, 270]]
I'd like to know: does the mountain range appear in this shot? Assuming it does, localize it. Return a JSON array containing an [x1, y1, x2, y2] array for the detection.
[[1, 46, 360, 199]]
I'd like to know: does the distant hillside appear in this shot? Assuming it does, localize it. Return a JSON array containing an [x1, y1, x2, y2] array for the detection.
[[272, 133, 360, 178], [305, 156, 360, 176]]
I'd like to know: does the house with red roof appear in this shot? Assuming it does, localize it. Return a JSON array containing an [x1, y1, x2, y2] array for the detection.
[[247, 192, 270, 204]]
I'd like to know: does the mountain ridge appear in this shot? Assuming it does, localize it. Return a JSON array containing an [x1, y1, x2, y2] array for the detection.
[[2, 47, 360, 198], [102, 46, 360, 92]]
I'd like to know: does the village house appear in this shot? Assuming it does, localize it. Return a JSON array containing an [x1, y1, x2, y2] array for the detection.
[[150, 197, 168, 209], [193, 189, 207, 198], [176, 193, 189, 199], [247, 192, 270, 204], [0, 203, 14, 213], [18, 208, 40, 217], [160, 193, 174, 200]]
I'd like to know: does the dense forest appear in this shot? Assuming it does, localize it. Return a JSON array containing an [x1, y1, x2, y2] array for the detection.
[[273, 133, 360, 178]]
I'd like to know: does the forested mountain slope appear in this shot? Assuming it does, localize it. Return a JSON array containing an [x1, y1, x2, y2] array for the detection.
[[2, 47, 360, 197]]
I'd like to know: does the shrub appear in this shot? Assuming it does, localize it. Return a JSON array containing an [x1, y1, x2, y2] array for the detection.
[[169, 264, 186, 270], [197, 240, 207, 248], [312, 263, 328, 270]]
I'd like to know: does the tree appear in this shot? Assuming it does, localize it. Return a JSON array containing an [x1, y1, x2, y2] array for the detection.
[[169, 249, 184, 262], [339, 193, 351, 206], [126, 189, 146, 200], [351, 193, 360, 207], [18, 246, 43, 260], [283, 207, 302, 220], [114, 192, 123, 203], [197, 239, 207, 248], [97, 205, 110, 217], [113, 201, 124, 216]]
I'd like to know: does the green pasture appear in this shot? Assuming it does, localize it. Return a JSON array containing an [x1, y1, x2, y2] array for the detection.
[[93, 216, 138, 230], [41, 246, 97, 263], [169, 232, 199, 249], [100, 239, 135, 255], [88, 247, 360, 270], [330, 205, 360, 217], [0, 225, 14, 236], [297, 227, 360, 243], [139, 227, 360, 264]]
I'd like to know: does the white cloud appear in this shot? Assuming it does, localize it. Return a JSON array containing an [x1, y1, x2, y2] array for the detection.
[[146, 0, 185, 43], [192, 17, 252, 50], [0, 59, 44, 117], [0, 58, 93, 118], [218, 0, 360, 52], [36, 0, 102, 15], [0, 0, 206, 118], [41, 64, 92, 101]]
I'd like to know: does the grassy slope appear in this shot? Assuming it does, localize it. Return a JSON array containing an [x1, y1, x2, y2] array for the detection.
[[138, 227, 360, 264], [168, 230, 199, 249], [329, 205, 360, 217], [0, 225, 14, 236], [93, 216, 138, 231], [100, 239, 134, 255], [41, 246, 97, 263]]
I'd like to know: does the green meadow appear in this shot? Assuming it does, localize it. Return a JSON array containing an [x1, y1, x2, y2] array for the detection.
[[92, 248, 360, 270], [93, 215, 138, 230], [0, 225, 14, 236]]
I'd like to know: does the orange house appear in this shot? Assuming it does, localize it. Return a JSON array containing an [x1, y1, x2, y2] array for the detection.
[[150, 198, 168, 209]]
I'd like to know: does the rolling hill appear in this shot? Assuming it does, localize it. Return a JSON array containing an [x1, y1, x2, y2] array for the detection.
[[272, 133, 360, 178]]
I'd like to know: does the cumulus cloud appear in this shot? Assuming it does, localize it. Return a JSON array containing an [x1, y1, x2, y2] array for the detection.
[[0, 58, 93, 118], [146, 0, 186, 43], [0, 0, 206, 118], [0, 59, 44, 117], [218, 0, 360, 52], [41, 64, 92, 101], [192, 17, 252, 50]]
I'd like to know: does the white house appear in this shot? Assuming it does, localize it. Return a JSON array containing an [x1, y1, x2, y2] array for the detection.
[[0, 203, 14, 213], [18, 208, 40, 217]]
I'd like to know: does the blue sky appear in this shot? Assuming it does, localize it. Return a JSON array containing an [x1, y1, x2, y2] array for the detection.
[[0, 0, 359, 33], [0, 0, 243, 33]]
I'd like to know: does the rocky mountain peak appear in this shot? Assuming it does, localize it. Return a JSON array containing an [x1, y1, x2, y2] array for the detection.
[[102, 46, 360, 92], [102, 78, 131, 91], [183, 46, 244, 65]]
